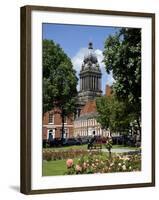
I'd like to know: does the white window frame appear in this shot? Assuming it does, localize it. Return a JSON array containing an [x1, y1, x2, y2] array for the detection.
[[48, 113, 54, 124]]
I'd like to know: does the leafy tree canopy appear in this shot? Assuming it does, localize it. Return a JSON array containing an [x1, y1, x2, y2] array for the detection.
[[43, 39, 78, 116], [96, 96, 133, 134], [103, 28, 141, 125]]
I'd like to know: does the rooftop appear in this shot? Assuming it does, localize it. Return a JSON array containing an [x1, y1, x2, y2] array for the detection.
[[80, 100, 97, 115]]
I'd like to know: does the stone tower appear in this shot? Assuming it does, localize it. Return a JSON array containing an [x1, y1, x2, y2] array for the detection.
[[78, 42, 102, 106]]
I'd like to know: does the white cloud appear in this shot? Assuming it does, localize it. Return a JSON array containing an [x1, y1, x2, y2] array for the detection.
[[71, 47, 105, 74], [95, 49, 114, 86], [71, 48, 88, 74], [106, 71, 114, 85], [94, 49, 104, 68], [71, 48, 88, 91]]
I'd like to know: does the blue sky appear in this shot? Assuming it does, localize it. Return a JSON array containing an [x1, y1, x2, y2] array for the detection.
[[43, 23, 119, 93]]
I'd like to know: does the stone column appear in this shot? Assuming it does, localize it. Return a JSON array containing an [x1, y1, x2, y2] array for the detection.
[[83, 77, 84, 90], [81, 77, 82, 90], [98, 77, 99, 90], [85, 77, 86, 90], [95, 76, 96, 90], [90, 76, 92, 90], [88, 76, 90, 90], [80, 78, 81, 90], [85, 76, 87, 90], [83, 77, 85, 90], [93, 76, 95, 90], [87, 76, 89, 90], [86, 76, 88, 90], [97, 76, 99, 90], [99, 77, 101, 90], [85, 76, 86, 90]]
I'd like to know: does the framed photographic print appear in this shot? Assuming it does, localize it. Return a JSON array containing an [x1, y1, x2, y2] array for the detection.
[[20, 5, 155, 194]]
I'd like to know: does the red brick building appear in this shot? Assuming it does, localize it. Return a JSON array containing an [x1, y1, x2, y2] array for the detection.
[[42, 108, 74, 140], [42, 84, 112, 140]]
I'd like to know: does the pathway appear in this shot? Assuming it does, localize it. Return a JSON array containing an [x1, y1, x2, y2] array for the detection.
[[102, 148, 140, 153]]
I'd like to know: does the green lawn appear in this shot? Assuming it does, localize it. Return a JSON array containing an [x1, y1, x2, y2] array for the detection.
[[43, 159, 79, 176], [112, 145, 139, 150], [42, 144, 140, 176], [43, 144, 139, 152], [45, 144, 87, 151], [43, 159, 67, 176]]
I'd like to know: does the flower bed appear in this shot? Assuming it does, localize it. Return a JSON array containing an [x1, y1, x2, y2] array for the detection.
[[66, 153, 141, 174], [43, 149, 102, 161]]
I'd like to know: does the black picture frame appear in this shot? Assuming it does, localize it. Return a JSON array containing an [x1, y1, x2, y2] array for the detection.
[[20, 5, 155, 194]]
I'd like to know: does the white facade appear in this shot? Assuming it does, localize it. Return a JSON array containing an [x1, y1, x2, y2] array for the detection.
[[74, 116, 109, 137]]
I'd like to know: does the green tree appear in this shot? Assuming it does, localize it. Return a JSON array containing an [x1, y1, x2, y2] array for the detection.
[[43, 39, 78, 139], [103, 28, 141, 133], [96, 96, 132, 135]]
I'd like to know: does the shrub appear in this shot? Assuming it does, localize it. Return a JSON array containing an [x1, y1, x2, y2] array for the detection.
[[66, 153, 141, 175], [43, 149, 102, 161]]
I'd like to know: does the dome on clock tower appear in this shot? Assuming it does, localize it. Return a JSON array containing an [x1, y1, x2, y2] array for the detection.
[[83, 42, 98, 64], [78, 42, 102, 106], [81, 42, 100, 71]]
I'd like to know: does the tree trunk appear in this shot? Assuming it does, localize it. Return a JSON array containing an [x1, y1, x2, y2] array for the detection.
[[109, 149, 111, 159], [61, 114, 65, 140], [137, 119, 141, 141], [109, 129, 112, 137]]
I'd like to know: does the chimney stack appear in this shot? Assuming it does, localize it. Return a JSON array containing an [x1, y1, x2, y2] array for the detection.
[[105, 85, 112, 97]]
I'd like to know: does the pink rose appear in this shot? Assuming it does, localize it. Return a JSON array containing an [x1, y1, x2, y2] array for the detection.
[[76, 164, 82, 172], [66, 159, 73, 168], [83, 162, 87, 169], [92, 163, 95, 167]]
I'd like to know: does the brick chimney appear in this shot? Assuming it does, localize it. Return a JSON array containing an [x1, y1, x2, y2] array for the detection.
[[105, 85, 112, 97]]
